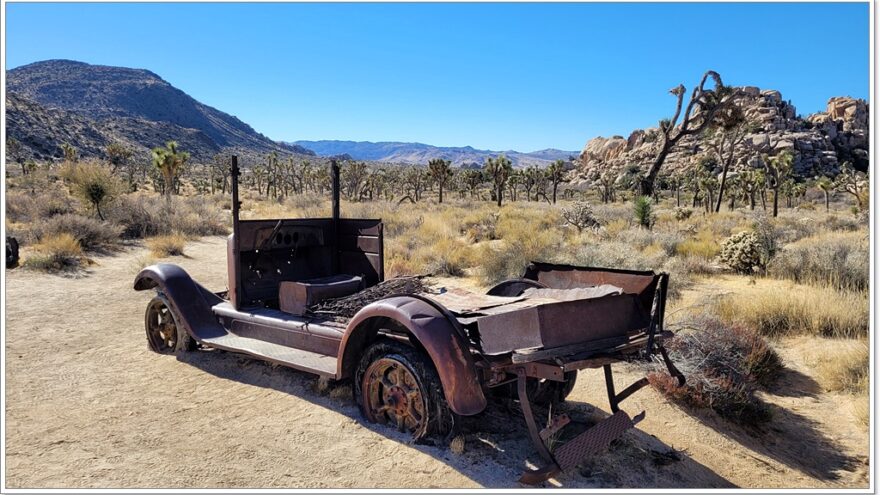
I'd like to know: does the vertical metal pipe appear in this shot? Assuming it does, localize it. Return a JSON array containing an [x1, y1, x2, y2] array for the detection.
[[331, 159, 341, 273], [230, 155, 242, 308], [331, 159, 341, 221]]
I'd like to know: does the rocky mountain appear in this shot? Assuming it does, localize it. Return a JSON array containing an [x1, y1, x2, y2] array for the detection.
[[292, 140, 577, 168], [6, 59, 313, 162], [575, 87, 869, 185]]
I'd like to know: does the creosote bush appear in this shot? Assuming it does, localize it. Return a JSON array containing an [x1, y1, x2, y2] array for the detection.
[[768, 231, 868, 292], [560, 200, 601, 233]]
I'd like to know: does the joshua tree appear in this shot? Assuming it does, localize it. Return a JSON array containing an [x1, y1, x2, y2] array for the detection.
[[6, 137, 26, 175], [546, 160, 569, 204], [403, 167, 427, 202], [834, 161, 868, 211], [342, 161, 369, 200], [594, 170, 617, 203], [462, 169, 485, 199], [64, 162, 121, 221], [105, 142, 133, 175], [703, 108, 753, 212], [815, 176, 833, 212], [427, 158, 453, 203], [763, 149, 794, 217], [522, 166, 543, 201], [151, 141, 189, 203], [483, 154, 512, 207], [61, 142, 78, 165], [211, 154, 231, 194], [640, 71, 736, 196], [739, 168, 766, 211], [507, 170, 521, 201]]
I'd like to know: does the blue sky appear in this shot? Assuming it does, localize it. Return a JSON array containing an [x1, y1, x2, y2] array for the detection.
[[5, 2, 870, 151]]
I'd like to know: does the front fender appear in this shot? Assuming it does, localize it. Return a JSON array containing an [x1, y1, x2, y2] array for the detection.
[[134, 263, 225, 340], [339, 295, 487, 416]]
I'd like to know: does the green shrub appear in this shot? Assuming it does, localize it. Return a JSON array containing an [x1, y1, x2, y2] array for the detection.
[[633, 196, 654, 229], [768, 232, 868, 292]]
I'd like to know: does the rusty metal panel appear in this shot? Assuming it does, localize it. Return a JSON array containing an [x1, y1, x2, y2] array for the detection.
[[523, 262, 659, 311], [553, 410, 635, 471], [477, 293, 650, 355], [279, 275, 363, 316]]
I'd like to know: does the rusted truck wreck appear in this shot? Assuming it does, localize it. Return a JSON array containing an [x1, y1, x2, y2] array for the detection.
[[134, 157, 684, 484]]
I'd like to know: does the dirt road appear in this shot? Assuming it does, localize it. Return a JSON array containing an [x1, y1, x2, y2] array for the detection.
[[4, 237, 869, 488]]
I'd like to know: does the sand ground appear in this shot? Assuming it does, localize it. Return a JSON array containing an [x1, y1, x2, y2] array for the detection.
[[4, 237, 870, 488]]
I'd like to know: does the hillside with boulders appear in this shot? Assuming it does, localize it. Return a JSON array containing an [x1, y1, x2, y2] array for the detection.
[[6, 60, 314, 162], [575, 87, 868, 186]]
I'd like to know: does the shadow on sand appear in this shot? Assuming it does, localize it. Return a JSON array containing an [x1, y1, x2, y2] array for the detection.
[[177, 348, 733, 488]]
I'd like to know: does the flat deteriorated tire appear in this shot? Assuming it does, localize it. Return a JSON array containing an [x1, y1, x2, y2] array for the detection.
[[144, 295, 196, 354], [354, 339, 453, 440]]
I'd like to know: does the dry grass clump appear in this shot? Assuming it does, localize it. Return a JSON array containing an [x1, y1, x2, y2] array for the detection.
[[28, 214, 123, 251], [22, 233, 87, 272], [477, 211, 564, 284], [649, 316, 782, 424], [147, 233, 188, 258], [675, 227, 721, 260], [768, 231, 868, 292], [713, 283, 868, 339], [810, 340, 869, 394]]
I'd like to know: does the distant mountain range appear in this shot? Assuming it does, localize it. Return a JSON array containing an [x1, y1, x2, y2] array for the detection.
[[5, 59, 575, 168], [6, 59, 313, 162], [292, 140, 578, 168]]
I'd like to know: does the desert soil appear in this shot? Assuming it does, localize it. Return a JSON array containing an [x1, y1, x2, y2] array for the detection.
[[4, 237, 870, 488]]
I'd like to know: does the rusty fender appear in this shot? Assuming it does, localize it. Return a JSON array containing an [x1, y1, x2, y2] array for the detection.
[[133, 263, 226, 340], [339, 295, 488, 416]]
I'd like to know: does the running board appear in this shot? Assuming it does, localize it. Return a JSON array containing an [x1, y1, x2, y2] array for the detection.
[[200, 333, 338, 377]]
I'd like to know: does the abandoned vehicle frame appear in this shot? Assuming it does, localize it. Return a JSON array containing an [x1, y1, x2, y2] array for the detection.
[[133, 156, 685, 484]]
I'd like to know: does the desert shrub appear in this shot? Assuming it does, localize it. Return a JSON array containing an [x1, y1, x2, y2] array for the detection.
[[460, 211, 499, 243], [633, 196, 654, 229], [819, 214, 861, 232], [649, 316, 781, 424], [106, 195, 228, 239], [810, 340, 869, 394], [420, 237, 473, 277], [5, 189, 76, 223], [674, 207, 693, 221], [147, 233, 188, 257], [768, 231, 868, 292], [718, 231, 764, 273], [22, 233, 85, 272], [29, 214, 122, 251], [62, 161, 124, 220], [713, 284, 868, 339], [560, 201, 602, 233]]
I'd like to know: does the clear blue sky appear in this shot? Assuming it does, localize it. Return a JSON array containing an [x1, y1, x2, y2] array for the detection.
[[5, 2, 870, 152]]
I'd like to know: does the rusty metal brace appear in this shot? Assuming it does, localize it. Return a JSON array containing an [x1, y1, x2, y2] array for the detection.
[[517, 364, 653, 485]]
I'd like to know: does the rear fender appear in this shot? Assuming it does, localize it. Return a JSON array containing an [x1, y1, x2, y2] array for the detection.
[[339, 295, 487, 416], [134, 263, 226, 340]]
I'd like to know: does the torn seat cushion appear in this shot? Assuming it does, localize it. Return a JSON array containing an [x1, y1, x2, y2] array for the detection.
[[279, 274, 363, 316]]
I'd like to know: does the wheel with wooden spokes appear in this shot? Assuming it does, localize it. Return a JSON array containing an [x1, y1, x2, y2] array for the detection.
[[355, 339, 452, 440]]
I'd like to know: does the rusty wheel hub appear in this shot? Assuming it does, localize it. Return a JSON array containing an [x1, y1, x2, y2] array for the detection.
[[362, 358, 426, 434]]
